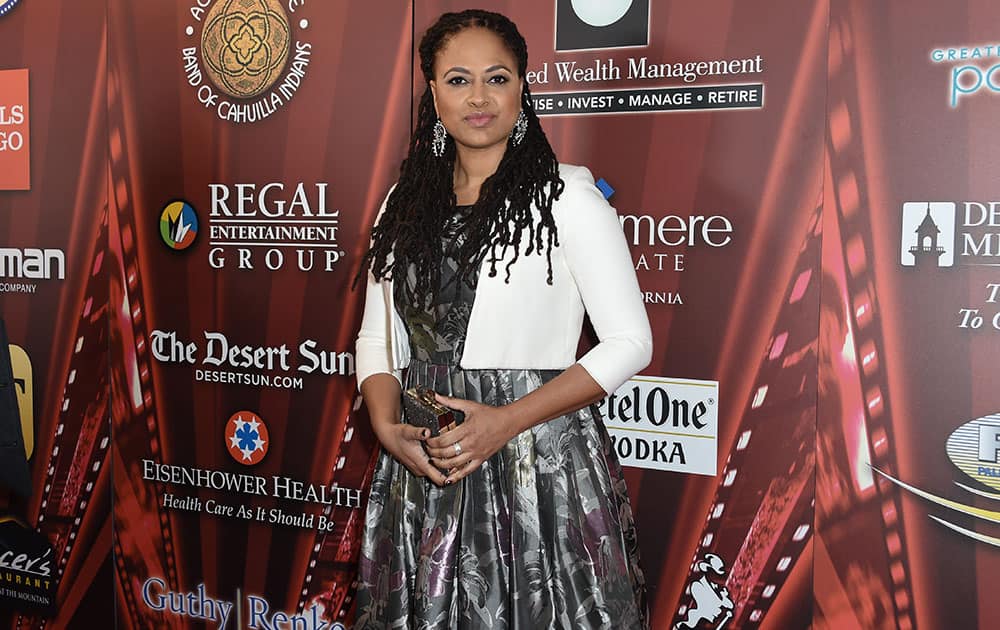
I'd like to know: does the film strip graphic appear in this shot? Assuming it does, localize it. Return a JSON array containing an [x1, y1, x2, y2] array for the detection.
[[106, 60, 184, 629], [820, 9, 916, 629], [673, 202, 822, 629], [294, 397, 378, 624], [14, 217, 111, 630]]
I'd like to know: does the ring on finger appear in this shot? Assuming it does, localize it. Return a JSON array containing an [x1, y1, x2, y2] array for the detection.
[[453, 441, 463, 455]]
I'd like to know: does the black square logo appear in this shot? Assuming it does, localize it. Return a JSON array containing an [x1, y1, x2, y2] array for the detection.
[[555, 0, 650, 52]]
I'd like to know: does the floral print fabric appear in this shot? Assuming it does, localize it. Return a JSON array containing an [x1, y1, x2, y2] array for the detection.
[[355, 217, 649, 629]]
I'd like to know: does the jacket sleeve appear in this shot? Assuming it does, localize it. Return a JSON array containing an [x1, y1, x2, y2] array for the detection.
[[355, 186, 403, 390], [556, 166, 653, 394]]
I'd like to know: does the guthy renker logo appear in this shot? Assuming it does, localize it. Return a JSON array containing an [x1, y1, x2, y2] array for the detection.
[[900, 202, 956, 267], [555, 0, 649, 52]]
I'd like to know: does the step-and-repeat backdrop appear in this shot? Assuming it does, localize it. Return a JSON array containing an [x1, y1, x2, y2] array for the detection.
[[0, 1, 997, 628]]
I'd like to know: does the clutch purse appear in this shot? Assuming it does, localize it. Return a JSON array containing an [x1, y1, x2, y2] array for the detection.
[[402, 386, 462, 437]]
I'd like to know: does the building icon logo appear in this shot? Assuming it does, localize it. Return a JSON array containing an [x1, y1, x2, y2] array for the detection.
[[900, 202, 955, 268]]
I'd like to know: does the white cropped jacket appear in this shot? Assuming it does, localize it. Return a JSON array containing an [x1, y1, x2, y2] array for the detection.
[[355, 164, 652, 395]]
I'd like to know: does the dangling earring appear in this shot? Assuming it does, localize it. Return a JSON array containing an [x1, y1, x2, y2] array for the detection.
[[510, 110, 528, 147], [432, 118, 447, 157]]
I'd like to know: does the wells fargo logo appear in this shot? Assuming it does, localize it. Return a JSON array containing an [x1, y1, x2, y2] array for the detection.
[[181, 0, 312, 123], [201, 0, 290, 99]]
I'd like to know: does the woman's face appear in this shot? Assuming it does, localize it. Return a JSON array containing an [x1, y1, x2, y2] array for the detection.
[[430, 27, 523, 158]]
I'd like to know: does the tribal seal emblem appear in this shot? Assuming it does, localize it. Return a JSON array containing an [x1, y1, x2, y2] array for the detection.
[[201, 0, 290, 99]]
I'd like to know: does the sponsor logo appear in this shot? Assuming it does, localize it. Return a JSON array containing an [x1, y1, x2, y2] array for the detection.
[[9, 344, 32, 458], [604, 176, 736, 306], [600, 375, 718, 476], [181, 0, 313, 123], [876, 412, 1000, 548], [0, 248, 66, 294], [0, 68, 29, 190], [675, 553, 735, 629], [556, 0, 649, 51], [900, 200, 1000, 268], [947, 413, 1000, 489], [141, 578, 346, 630], [534, 12, 763, 116], [900, 202, 955, 267], [159, 200, 200, 251], [206, 182, 342, 272], [930, 43, 1000, 107], [225, 410, 269, 465], [149, 329, 354, 390], [0, 0, 22, 18], [0, 519, 57, 615], [143, 458, 362, 522]]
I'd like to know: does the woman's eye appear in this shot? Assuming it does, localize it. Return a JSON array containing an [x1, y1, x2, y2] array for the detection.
[[488, 75, 509, 84], [447, 76, 468, 85]]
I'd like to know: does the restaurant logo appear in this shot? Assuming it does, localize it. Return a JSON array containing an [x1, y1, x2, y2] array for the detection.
[[181, 0, 313, 123], [555, 0, 650, 51], [0, 519, 58, 615]]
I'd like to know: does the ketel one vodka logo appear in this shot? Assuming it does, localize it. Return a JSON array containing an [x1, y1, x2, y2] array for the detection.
[[180, 0, 313, 123]]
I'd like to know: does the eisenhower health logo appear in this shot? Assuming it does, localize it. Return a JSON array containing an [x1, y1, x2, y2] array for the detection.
[[225, 410, 269, 466]]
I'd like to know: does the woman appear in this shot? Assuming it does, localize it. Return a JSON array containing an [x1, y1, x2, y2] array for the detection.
[[355, 9, 651, 629]]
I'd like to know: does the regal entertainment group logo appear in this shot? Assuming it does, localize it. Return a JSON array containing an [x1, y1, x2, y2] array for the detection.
[[180, 0, 313, 123], [159, 200, 200, 251], [0, 68, 29, 190], [555, 0, 650, 51]]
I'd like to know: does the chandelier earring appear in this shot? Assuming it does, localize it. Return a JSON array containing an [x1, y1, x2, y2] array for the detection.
[[432, 118, 448, 158], [510, 109, 528, 147]]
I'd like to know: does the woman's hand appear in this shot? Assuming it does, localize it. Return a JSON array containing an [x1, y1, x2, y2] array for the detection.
[[374, 422, 448, 486], [423, 393, 519, 483]]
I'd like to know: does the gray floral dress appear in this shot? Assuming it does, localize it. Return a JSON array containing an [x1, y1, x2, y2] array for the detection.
[[356, 212, 649, 629]]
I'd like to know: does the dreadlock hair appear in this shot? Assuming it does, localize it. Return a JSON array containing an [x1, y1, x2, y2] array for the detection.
[[357, 9, 564, 307]]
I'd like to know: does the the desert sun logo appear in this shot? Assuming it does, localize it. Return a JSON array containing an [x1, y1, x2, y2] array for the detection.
[[159, 200, 199, 251], [225, 410, 269, 465]]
